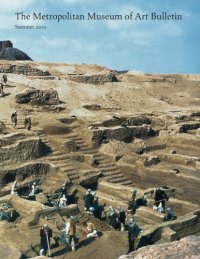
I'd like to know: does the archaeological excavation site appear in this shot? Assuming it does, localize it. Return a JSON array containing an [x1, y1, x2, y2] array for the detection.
[[0, 58, 200, 259]]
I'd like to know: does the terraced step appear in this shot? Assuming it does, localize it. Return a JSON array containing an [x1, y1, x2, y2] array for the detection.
[[77, 144, 90, 148], [48, 154, 71, 161], [106, 172, 126, 179], [95, 157, 111, 163], [100, 166, 119, 173], [52, 160, 72, 166], [102, 170, 122, 176], [67, 170, 79, 176], [63, 168, 77, 173], [98, 163, 115, 168], [108, 176, 131, 183], [82, 149, 98, 154], [66, 133, 79, 139], [60, 166, 76, 172], [50, 150, 66, 156]]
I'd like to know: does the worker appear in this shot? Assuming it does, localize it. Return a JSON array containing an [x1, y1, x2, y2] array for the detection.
[[24, 115, 31, 131], [11, 110, 17, 128], [40, 224, 52, 256], [86, 221, 98, 239]]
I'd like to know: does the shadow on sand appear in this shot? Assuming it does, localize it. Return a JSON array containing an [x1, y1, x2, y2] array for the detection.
[[0, 93, 11, 98]]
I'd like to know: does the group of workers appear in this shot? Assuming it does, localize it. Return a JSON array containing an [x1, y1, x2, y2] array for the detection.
[[82, 187, 176, 253], [10, 178, 177, 256], [40, 211, 141, 256]]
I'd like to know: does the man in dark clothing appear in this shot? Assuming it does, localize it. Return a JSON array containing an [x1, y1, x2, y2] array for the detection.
[[118, 207, 126, 231], [131, 190, 137, 200], [11, 111, 17, 128], [24, 115, 31, 131], [40, 224, 52, 256], [108, 207, 119, 230], [127, 218, 141, 254], [154, 187, 168, 208], [2, 74, 7, 86], [0, 83, 3, 96], [84, 189, 94, 212], [128, 198, 137, 214]]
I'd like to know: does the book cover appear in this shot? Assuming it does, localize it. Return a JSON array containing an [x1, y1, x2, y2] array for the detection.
[[0, 0, 200, 258]]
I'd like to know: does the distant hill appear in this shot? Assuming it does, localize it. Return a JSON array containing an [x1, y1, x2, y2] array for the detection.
[[0, 40, 32, 61]]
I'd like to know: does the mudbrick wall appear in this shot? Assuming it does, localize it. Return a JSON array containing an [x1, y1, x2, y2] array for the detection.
[[0, 162, 51, 187], [91, 125, 155, 146], [136, 209, 200, 249], [68, 73, 118, 85], [0, 137, 42, 163], [0, 64, 50, 76]]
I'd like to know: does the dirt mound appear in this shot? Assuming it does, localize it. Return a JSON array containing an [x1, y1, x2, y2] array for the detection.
[[99, 140, 130, 157], [15, 87, 60, 105]]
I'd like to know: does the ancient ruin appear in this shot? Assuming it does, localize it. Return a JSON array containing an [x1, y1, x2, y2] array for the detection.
[[0, 60, 200, 258], [0, 41, 32, 61]]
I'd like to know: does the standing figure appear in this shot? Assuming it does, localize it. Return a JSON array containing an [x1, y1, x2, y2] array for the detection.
[[127, 218, 141, 254], [154, 187, 168, 208], [2, 74, 7, 86], [59, 184, 67, 197], [29, 182, 39, 197], [40, 224, 52, 256], [84, 189, 94, 212], [118, 207, 126, 231], [131, 190, 137, 200], [0, 83, 3, 97], [59, 194, 67, 208], [108, 206, 119, 230], [24, 115, 31, 131], [11, 110, 17, 128], [11, 180, 18, 194], [66, 216, 76, 251]]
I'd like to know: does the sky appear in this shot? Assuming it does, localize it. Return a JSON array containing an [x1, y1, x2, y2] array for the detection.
[[0, 0, 199, 73]]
